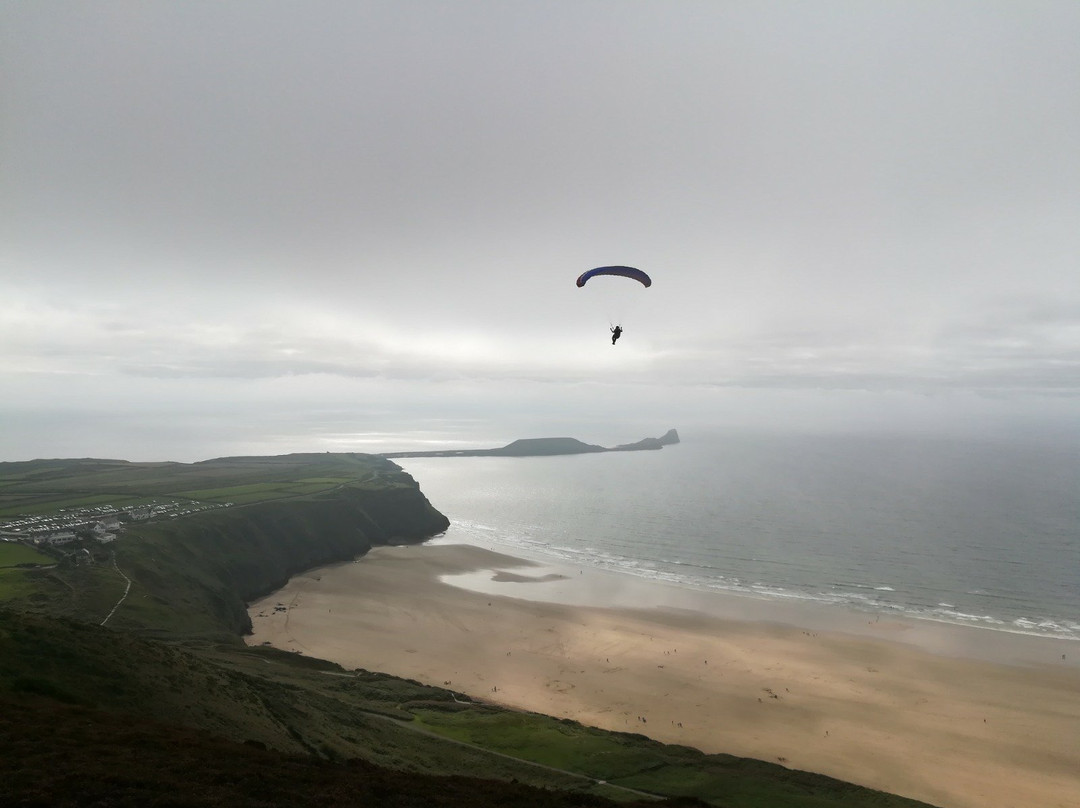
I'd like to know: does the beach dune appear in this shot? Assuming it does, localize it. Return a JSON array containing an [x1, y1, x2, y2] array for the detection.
[[247, 544, 1080, 808]]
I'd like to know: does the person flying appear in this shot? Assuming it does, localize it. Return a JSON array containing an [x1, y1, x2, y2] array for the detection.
[[576, 266, 650, 347]]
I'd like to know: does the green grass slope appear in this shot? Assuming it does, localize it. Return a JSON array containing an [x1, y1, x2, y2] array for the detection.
[[0, 609, 622, 794], [0, 454, 938, 807], [413, 708, 930, 807], [2, 693, 707, 808]]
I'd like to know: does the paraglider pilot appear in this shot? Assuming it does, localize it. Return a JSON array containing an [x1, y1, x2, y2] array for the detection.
[[610, 325, 623, 345]]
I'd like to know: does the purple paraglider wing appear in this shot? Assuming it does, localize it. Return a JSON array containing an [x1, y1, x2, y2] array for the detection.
[[576, 266, 652, 288]]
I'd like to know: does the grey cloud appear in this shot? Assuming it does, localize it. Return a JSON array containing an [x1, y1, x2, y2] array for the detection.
[[3, 2, 1080, 459]]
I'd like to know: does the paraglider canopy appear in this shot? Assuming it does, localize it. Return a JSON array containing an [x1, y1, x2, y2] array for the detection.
[[576, 266, 652, 288]]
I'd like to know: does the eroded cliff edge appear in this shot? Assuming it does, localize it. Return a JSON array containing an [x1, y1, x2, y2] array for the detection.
[[115, 457, 450, 638]]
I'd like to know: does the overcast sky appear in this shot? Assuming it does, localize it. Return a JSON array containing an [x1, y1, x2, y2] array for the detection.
[[3, 1, 1079, 461]]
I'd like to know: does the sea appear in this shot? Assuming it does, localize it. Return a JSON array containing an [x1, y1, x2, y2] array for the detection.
[[395, 429, 1080, 643]]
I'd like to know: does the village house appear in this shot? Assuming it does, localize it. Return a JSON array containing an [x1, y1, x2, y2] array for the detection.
[[94, 516, 121, 534]]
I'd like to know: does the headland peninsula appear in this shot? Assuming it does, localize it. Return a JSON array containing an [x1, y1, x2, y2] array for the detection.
[[379, 428, 680, 458], [0, 448, 944, 808]]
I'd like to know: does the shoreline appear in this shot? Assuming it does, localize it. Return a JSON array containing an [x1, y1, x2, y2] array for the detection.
[[247, 542, 1080, 808], [424, 533, 1079, 669]]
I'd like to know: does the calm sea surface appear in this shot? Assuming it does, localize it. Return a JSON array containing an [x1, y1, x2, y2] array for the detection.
[[396, 430, 1080, 641]]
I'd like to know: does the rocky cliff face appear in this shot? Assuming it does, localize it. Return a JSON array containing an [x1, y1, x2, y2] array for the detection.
[[613, 429, 681, 451], [658, 429, 680, 445]]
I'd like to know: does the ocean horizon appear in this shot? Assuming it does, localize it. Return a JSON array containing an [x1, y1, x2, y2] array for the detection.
[[396, 429, 1080, 644]]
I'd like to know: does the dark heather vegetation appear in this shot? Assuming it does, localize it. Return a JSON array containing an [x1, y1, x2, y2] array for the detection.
[[0, 454, 937, 807]]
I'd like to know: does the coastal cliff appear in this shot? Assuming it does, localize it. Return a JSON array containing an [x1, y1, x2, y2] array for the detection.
[[118, 483, 447, 638], [0, 451, 943, 808], [0, 453, 449, 639]]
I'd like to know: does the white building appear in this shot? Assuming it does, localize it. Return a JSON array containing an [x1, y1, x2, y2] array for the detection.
[[41, 530, 76, 545]]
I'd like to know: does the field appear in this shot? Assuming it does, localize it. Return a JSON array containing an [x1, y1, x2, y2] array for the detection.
[[410, 707, 911, 806], [0, 454, 406, 517], [0, 544, 58, 604], [174, 479, 355, 505], [0, 542, 53, 567]]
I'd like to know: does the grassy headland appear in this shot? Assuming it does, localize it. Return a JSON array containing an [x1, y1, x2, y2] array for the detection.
[[0, 453, 935, 807]]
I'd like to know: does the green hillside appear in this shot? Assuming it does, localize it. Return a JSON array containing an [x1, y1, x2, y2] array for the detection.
[[0, 454, 937, 807]]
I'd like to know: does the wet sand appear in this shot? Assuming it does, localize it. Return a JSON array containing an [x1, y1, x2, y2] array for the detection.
[[247, 543, 1080, 808]]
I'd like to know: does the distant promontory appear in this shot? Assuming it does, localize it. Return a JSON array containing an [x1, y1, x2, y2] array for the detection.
[[379, 429, 680, 459]]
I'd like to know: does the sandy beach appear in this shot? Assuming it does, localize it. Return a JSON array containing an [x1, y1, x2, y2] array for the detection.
[[247, 543, 1080, 808]]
